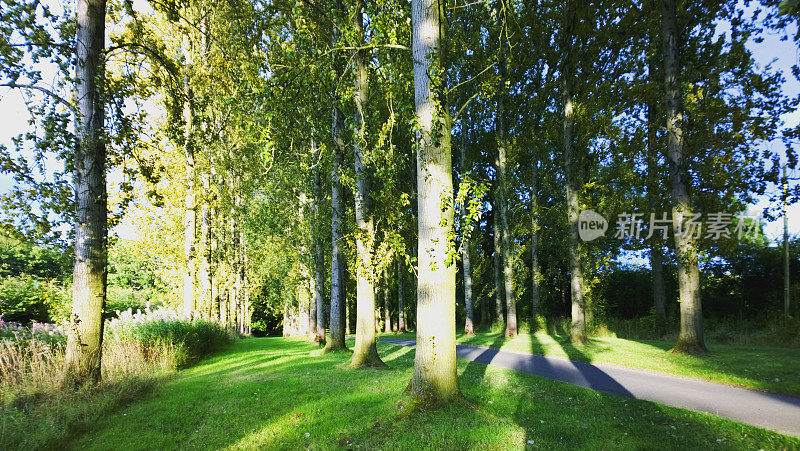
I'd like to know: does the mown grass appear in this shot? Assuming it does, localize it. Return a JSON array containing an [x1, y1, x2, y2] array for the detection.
[[389, 331, 800, 397], [66, 337, 799, 450]]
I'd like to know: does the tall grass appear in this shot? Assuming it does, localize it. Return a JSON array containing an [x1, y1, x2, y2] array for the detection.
[[0, 307, 234, 449]]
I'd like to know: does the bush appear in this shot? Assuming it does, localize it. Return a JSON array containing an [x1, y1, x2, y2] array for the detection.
[[0, 276, 68, 324]]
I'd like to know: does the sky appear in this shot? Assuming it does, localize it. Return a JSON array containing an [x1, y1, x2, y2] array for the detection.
[[0, 1, 799, 246]]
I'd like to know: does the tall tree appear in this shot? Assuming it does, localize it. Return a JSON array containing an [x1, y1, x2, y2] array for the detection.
[[350, 0, 385, 367], [494, 0, 517, 338], [183, 73, 197, 319], [492, 208, 505, 325], [562, 0, 587, 344], [312, 138, 326, 344], [662, 0, 706, 354], [63, 0, 108, 386], [647, 41, 667, 333], [460, 127, 475, 335], [408, 0, 461, 406], [397, 257, 406, 333], [530, 158, 541, 320]]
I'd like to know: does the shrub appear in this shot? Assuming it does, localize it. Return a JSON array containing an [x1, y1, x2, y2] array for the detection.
[[0, 276, 52, 324], [105, 307, 233, 367]]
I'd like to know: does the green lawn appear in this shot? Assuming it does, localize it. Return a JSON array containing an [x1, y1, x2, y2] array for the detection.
[[389, 331, 800, 397], [67, 337, 798, 450]]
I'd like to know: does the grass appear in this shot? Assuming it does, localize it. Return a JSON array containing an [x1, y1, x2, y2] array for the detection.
[[388, 331, 800, 397], [0, 313, 234, 449], [62, 336, 799, 450]]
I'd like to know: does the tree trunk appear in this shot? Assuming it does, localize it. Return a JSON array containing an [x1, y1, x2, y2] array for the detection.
[[183, 74, 196, 319], [784, 164, 791, 315], [647, 36, 667, 334], [312, 139, 326, 345], [530, 158, 541, 324], [397, 257, 406, 333], [384, 267, 391, 333], [492, 206, 505, 325], [494, 0, 517, 338], [345, 296, 351, 335], [562, 0, 586, 344], [460, 126, 474, 335], [63, 0, 107, 387], [662, 0, 705, 354], [211, 169, 220, 322], [350, 0, 385, 367], [326, 34, 347, 349], [408, 0, 461, 406], [199, 175, 212, 319]]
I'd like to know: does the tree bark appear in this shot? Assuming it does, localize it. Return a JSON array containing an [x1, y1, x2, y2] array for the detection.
[[326, 43, 347, 349], [784, 164, 791, 315], [409, 0, 461, 406], [662, 0, 706, 354], [647, 35, 667, 333], [384, 266, 391, 333], [350, 0, 385, 367], [530, 158, 541, 324], [492, 208, 505, 326], [460, 125, 474, 335], [562, 0, 587, 344], [397, 257, 406, 333], [63, 0, 107, 387], [199, 175, 212, 319], [183, 73, 196, 319], [312, 139, 326, 345], [494, 0, 517, 338]]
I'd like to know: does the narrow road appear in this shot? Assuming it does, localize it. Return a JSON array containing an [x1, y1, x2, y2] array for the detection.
[[379, 337, 800, 437]]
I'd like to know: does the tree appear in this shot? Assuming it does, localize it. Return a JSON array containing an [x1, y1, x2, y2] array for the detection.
[[183, 73, 196, 319], [493, 0, 518, 338], [561, 0, 587, 344], [63, 0, 108, 386], [460, 127, 475, 335], [350, 0, 385, 367], [662, 0, 706, 354], [408, 0, 461, 406]]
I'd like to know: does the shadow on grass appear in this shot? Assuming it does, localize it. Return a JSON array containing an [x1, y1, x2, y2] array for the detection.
[[65, 337, 800, 450]]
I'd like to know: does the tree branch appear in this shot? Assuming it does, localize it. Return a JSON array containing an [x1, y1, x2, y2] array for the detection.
[[0, 82, 75, 113]]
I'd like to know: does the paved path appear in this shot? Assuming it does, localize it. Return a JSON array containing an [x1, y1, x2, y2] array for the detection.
[[379, 337, 800, 437]]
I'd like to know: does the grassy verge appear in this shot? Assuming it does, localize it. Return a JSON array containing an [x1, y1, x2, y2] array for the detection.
[[68, 337, 799, 450], [388, 331, 800, 397], [1, 376, 157, 449], [0, 311, 234, 449]]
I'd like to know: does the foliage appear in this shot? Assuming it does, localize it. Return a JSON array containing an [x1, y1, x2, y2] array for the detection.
[[0, 231, 69, 280], [0, 276, 68, 324]]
